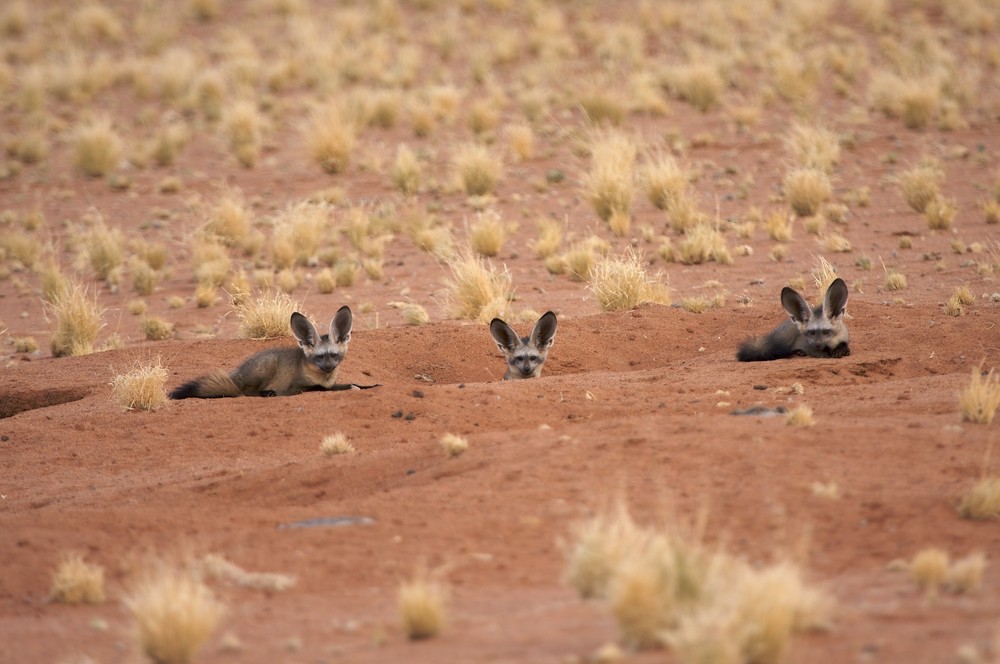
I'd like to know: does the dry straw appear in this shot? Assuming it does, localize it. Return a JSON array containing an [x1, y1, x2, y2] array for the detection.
[[588, 250, 670, 311], [110, 358, 169, 411], [126, 561, 224, 664], [50, 554, 105, 605], [958, 366, 1000, 424], [398, 568, 447, 640]]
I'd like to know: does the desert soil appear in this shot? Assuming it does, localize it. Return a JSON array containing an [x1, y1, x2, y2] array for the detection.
[[3, 1, 1000, 663]]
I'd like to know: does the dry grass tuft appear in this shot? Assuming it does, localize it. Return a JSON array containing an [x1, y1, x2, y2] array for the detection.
[[398, 568, 447, 640], [440, 433, 468, 457], [565, 502, 646, 600], [73, 115, 123, 177], [505, 123, 535, 160], [959, 366, 1000, 424], [532, 218, 563, 259], [111, 358, 169, 411], [222, 100, 263, 168], [675, 223, 733, 265], [49, 283, 104, 357], [444, 251, 514, 323], [126, 561, 225, 664], [766, 211, 794, 242], [925, 195, 957, 230], [589, 250, 670, 311], [812, 255, 839, 294], [321, 432, 354, 456], [234, 290, 298, 339], [899, 162, 944, 213], [305, 103, 357, 174], [401, 303, 429, 326], [641, 153, 689, 211], [51, 554, 106, 605], [909, 548, 950, 593], [783, 168, 832, 217], [785, 123, 840, 172], [958, 475, 1000, 520], [582, 130, 636, 222], [454, 144, 503, 196], [140, 316, 174, 341], [391, 144, 422, 195], [468, 211, 506, 257], [204, 188, 252, 247], [946, 552, 987, 594]]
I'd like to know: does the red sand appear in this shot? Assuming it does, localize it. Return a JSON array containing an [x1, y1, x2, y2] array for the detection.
[[3, 2, 1000, 663]]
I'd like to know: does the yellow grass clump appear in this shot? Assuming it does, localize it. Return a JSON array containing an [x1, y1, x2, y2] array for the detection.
[[663, 62, 724, 112], [440, 433, 468, 457], [958, 475, 1000, 520], [305, 103, 355, 174], [50, 554, 106, 605], [222, 99, 263, 168], [783, 168, 832, 217], [641, 153, 689, 211], [80, 219, 126, 283], [582, 130, 636, 223], [126, 562, 225, 664], [675, 223, 733, 265], [468, 211, 506, 257], [73, 115, 123, 177], [567, 502, 831, 656], [140, 316, 174, 341], [532, 218, 563, 259], [391, 144, 422, 195], [204, 188, 252, 247], [234, 290, 298, 339], [195, 554, 296, 593], [398, 569, 447, 640], [785, 123, 840, 172], [504, 123, 535, 160], [444, 251, 513, 323], [453, 143, 503, 196], [589, 250, 670, 311], [401, 303, 429, 325], [898, 162, 944, 213], [49, 283, 104, 357], [321, 432, 355, 456], [110, 358, 169, 411], [909, 548, 950, 594], [958, 366, 1000, 424]]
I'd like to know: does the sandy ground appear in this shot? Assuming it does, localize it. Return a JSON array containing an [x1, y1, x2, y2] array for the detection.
[[3, 1, 1000, 663]]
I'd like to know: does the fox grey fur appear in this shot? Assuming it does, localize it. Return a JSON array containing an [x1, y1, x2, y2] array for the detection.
[[737, 278, 850, 361], [490, 311, 557, 380], [170, 307, 353, 398]]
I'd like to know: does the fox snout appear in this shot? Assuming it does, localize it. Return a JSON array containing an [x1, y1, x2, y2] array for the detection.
[[512, 355, 541, 377], [312, 352, 342, 373]]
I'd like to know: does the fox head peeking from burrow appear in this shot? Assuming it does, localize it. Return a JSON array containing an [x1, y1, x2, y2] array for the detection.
[[489, 311, 557, 380]]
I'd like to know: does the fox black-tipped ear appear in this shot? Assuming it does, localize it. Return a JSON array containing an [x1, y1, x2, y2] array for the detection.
[[780, 287, 812, 324], [823, 278, 849, 319], [291, 311, 320, 347], [331, 305, 352, 344], [490, 318, 519, 354], [530, 311, 557, 351]]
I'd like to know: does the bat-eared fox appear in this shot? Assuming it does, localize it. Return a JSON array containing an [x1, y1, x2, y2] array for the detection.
[[737, 278, 850, 362], [489, 311, 557, 380], [170, 307, 353, 398]]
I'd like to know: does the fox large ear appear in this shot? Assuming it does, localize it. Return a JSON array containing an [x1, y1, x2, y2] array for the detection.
[[780, 287, 812, 324], [291, 311, 320, 347], [490, 318, 519, 354], [823, 277, 849, 319], [530, 311, 557, 352], [330, 305, 352, 344]]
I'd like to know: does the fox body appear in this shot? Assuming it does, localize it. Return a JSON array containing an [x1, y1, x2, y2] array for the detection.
[[170, 307, 353, 398], [490, 311, 557, 380], [737, 278, 850, 362]]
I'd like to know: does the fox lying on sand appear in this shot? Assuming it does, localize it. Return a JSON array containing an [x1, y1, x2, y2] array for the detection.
[[737, 278, 850, 362], [170, 307, 354, 398], [489, 311, 557, 380]]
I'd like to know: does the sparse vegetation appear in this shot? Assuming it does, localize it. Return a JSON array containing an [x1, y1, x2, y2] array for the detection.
[[234, 290, 298, 339], [321, 432, 355, 456], [50, 554, 105, 605], [958, 475, 1000, 520], [959, 366, 1000, 424], [48, 283, 104, 357], [454, 144, 502, 196], [444, 251, 514, 323], [440, 433, 468, 457], [398, 568, 447, 640], [110, 358, 169, 411], [126, 561, 225, 664], [589, 250, 670, 311]]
